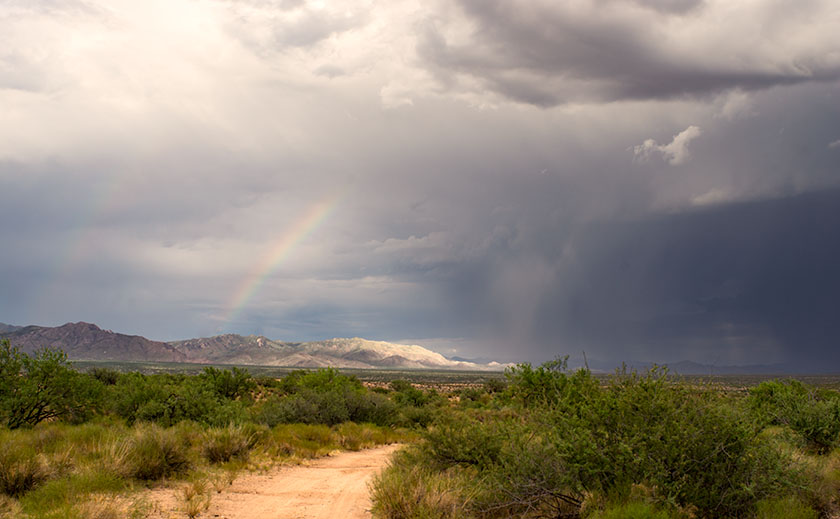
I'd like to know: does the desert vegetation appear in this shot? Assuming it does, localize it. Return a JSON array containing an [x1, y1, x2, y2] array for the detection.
[[0, 339, 424, 518], [6, 336, 840, 519], [371, 359, 840, 519]]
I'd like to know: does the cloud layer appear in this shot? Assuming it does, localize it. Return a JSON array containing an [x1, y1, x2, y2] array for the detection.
[[1, 0, 839, 369]]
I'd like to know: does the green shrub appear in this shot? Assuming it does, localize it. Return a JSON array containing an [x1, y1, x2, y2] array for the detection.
[[557, 370, 795, 517], [395, 404, 436, 428], [407, 365, 801, 519], [0, 340, 103, 428], [199, 366, 255, 400], [749, 380, 840, 452], [792, 398, 840, 453], [88, 367, 121, 386], [253, 376, 396, 427], [422, 413, 505, 469], [202, 425, 256, 463], [113, 424, 192, 480]]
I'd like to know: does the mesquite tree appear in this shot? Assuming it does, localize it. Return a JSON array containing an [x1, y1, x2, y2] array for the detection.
[[0, 339, 99, 428]]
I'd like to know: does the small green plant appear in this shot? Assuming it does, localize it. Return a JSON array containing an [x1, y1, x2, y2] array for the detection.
[[181, 479, 212, 518], [210, 468, 238, 493]]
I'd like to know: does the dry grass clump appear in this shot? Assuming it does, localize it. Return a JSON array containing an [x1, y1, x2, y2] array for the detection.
[[370, 448, 471, 519], [210, 468, 238, 493], [201, 424, 257, 464], [77, 494, 133, 519], [0, 493, 22, 518], [180, 478, 212, 518], [0, 445, 52, 498], [334, 422, 397, 451], [110, 423, 192, 481]]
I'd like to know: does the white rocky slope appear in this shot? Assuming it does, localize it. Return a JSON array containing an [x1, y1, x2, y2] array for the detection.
[[170, 335, 507, 370]]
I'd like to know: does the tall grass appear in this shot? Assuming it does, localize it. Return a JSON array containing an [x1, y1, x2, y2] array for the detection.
[[0, 431, 53, 498], [370, 448, 472, 519], [110, 423, 192, 481]]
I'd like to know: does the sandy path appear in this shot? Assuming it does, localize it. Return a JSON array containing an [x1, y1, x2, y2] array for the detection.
[[148, 444, 401, 519]]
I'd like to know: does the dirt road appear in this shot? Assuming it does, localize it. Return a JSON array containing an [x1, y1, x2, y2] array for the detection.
[[149, 444, 401, 519]]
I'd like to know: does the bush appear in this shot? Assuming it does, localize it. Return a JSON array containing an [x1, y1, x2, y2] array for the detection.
[[202, 425, 256, 464], [88, 367, 121, 386], [113, 424, 191, 480], [0, 340, 103, 428], [109, 372, 246, 427], [556, 369, 795, 517], [253, 368, 397, 427], [397, 364, 802, 519], [422, 413, 505, 469], [749, 380, 840, 452], [199, 367, 255, 400]]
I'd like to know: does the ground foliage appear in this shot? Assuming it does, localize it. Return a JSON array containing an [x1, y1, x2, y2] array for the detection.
[[0, 340, 430, 518], [372, 358, 840, 519]]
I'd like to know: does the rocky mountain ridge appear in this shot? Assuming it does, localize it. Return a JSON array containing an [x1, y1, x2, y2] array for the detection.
[[0, 322, 187, 362], [0, 321, 505, 370]]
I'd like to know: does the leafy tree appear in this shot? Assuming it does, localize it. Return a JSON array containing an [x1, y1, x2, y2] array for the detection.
[[0, 339, 101, 428], [199, 366, 255, 400]]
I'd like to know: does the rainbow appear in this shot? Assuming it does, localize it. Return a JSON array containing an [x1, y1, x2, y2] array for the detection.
[[222, 194, 340, 326]]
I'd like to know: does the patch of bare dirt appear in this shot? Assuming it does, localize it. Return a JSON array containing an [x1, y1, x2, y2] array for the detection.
[[145, 444, 401, 519]]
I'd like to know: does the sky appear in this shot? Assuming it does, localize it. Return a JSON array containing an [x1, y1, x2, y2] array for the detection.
[[1, 0, 839, 369]]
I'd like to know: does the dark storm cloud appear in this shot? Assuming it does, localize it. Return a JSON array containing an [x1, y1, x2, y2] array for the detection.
[[425, 189, 840, 370], [416, 0, 840, 105]]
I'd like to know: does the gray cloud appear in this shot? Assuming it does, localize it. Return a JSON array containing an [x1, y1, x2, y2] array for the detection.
[[415, 0, 840, 106], [1, 0, 839, 370]]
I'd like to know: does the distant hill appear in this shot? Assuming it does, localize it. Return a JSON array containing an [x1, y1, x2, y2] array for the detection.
[[0, 322, 187, 362], [0, 322, 507, 370], [170, 336, 507, 370], [0, 322, 22, 334]]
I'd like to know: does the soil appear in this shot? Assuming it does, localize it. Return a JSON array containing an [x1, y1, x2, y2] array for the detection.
[[145, 444, 401, 519]]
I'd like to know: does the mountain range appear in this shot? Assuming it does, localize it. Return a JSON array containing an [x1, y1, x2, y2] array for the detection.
[[1, 321, 808, 374], [0, 321, 506, 371]]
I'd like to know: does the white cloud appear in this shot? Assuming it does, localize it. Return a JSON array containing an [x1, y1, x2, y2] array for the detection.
[[829, 139, 840, 149], [691, 188, 732, 207], [633, 125, 703, 165]]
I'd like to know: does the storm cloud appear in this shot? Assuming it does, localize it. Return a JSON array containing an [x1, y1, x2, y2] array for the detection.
[[416, 0, 840, 106], [1, 0, 839, 369]]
